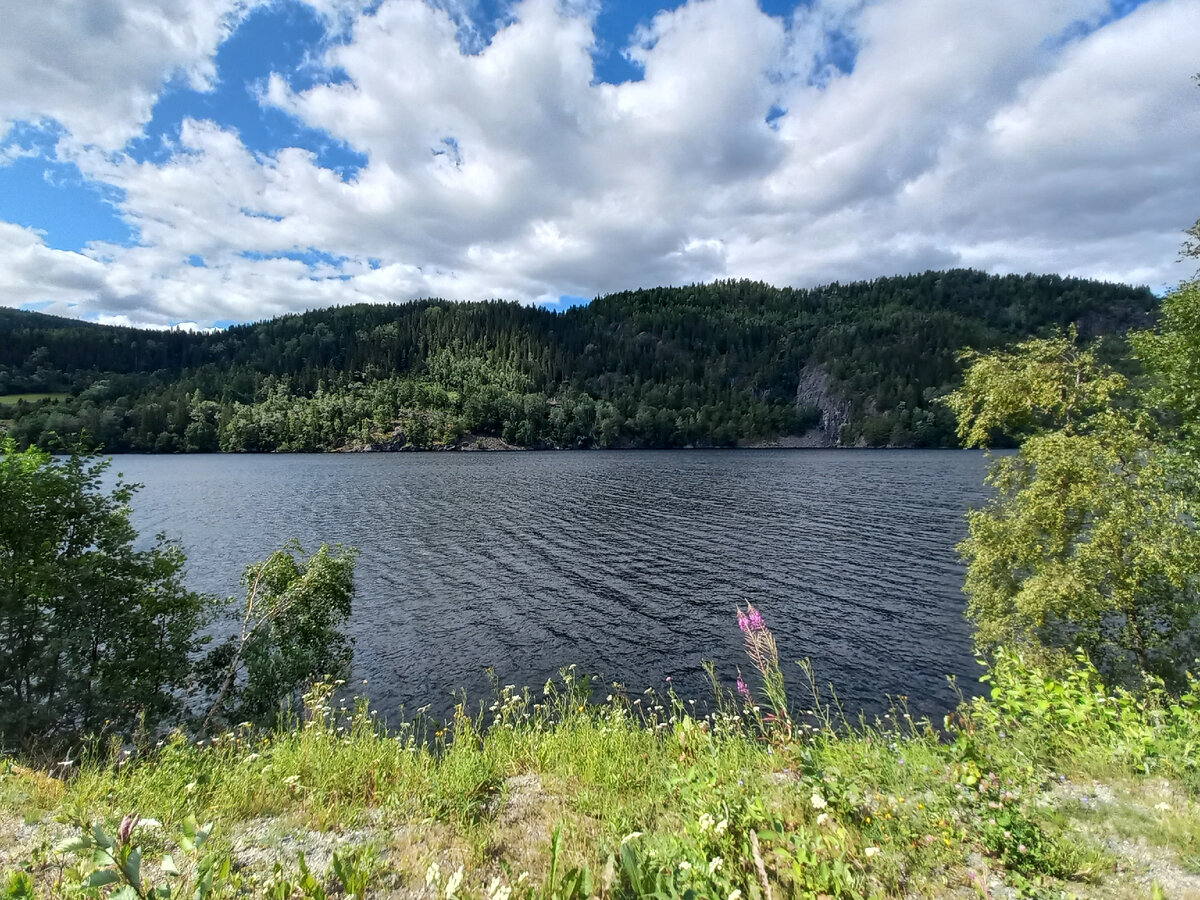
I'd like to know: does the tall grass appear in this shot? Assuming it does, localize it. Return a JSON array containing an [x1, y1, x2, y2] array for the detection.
[[3, 612, 1199, 899]]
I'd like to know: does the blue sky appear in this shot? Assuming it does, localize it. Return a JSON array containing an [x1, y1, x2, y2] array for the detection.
[[1, 0, 1197, 328]]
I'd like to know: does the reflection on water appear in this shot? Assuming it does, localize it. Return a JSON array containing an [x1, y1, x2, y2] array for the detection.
[[107, 449, 991, 721]]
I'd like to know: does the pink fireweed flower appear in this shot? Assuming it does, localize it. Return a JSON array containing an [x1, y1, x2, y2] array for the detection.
[[118, 814, 139, 845], [734, 602, 790, 730], [737, 603, 765, 633], [737, 677, 751, 700]]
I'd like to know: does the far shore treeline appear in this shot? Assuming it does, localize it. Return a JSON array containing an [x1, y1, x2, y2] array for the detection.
[[0, 269, 1155, 453]]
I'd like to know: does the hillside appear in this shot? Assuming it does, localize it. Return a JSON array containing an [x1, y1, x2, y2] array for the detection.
[[0, 270, 1155, 452]]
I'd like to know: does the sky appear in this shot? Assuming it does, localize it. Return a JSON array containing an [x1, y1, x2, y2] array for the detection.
[[1, 0, 1198, 329]]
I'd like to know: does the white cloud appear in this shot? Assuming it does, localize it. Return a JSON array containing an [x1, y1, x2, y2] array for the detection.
[[0, 0, 262, 150], [2, 0, 1199, 326]]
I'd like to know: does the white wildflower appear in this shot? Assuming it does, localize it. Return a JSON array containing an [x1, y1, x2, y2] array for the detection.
[[445, 866, 464, 898], [708, 857, 723, 875], [864, 846, 880, 858], [728, 891, 742, 900], [486, 877, 511, 900], [811, 793, 828, 810], [426, 862, 441, 888], [714, 818, 728, 835], [817, 813, 831, 827], [678, 860, 691, 871], [698, 813, 715, 833]]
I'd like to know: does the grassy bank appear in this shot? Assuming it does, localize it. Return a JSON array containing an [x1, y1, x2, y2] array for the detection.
[[0, 394, 69, 408], [2, 651, 1199, 900]]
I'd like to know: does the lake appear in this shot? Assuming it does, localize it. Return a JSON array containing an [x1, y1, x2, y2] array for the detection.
[[105, 449, 993, 722]]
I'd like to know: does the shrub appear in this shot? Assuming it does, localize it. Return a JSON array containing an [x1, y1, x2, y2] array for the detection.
[[0, 442, 210, 750]]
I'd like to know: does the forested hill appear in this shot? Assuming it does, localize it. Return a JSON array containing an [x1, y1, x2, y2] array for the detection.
[[0, 269, 1155, 452]]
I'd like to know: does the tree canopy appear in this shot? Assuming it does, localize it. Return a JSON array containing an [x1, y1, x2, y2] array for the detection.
[[0, 442, 208, 747], [0, 442, 359, 749], [947, 278, 1200, 688], [0, 270, 1154, 453]]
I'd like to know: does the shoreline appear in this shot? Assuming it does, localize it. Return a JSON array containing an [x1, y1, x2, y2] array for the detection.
[[76, 444, 994, 455]]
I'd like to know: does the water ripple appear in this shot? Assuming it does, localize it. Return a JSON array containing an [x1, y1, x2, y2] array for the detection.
[[108, 449, 994, 723]]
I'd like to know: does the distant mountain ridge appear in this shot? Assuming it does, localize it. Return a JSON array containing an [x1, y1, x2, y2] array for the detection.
[[0, 269, 1156, 452]]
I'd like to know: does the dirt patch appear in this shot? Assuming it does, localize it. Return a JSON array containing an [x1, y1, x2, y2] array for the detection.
[[231, 818, 381, 875], [487, 774, 559, 876], [1053, 778, 1200, 900], [0, 815, 72, 871]]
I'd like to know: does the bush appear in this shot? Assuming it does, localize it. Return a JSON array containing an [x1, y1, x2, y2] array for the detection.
[[0, 441, 210, 750], [202, 541, 357, 729], [946, 298, 1200, 688]]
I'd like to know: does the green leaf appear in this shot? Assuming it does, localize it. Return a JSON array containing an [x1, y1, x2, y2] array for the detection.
[[54, 834, 92, 854], [193, 869, 213, 900], [125, 847, 143, 892], [575, 866, 592, 899], [4, 870, 36, 900], [161, 854, 180, 876], [87, 870, 121, 888]]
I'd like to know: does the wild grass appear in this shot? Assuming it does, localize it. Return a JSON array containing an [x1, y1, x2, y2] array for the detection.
[[0, 393, 68, 407], [2, 628, 1199, 899]]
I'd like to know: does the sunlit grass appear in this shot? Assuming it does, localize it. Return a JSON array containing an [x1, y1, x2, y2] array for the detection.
[[3, 652, 1198, 898], [0, 393, 68, 407]]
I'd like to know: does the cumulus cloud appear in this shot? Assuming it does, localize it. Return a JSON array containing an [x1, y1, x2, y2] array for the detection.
[[2, 0, 1199, 326], [0, 0, 262, 150]]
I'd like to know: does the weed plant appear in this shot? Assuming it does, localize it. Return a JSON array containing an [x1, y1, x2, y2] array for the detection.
[[3, 611, 1198, 899]]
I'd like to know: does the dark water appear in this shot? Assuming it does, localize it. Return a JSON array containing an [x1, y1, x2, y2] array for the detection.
[[105, 450, 992, 722]]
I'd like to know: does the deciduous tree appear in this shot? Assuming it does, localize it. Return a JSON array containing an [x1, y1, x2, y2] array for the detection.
[[0, 442, 209, 748], [203, 541, 357, 728], [947, 281, 1200, 689]]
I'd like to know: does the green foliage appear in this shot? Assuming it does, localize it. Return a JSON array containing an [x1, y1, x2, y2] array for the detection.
[[0, 441, 210, 750], [946, 287, 1200, 687], [0, 440, 358, 747], [7, 812, 379, 900], [28, 813, 230, 900], [945, 329, 1126, 445], [540, 824, 593, 900], [0, 271, 1154, 452], [266, 846, 379, 900], [0, 394, 69, 408], [1133, 279, 1200, 456], [969, 647, 1200, 781], [1182, 191, 1200, 266], [959, 423, 1200, 685], [5, 641, 1199, 899], [203, 542, 357, 728], [3, 871, 35, 900]]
